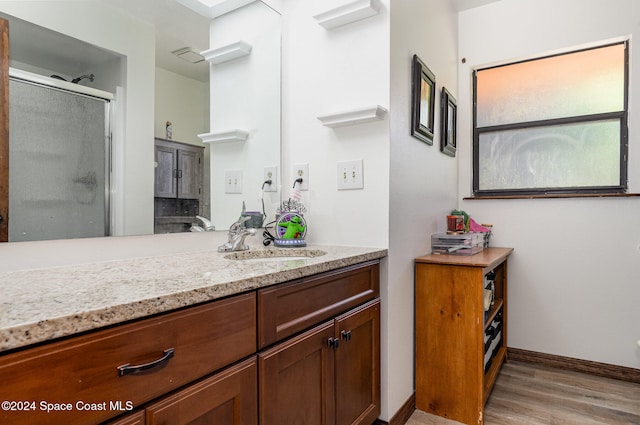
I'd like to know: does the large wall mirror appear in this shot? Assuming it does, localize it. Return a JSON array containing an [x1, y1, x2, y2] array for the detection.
[[0, 0, 281, 243]]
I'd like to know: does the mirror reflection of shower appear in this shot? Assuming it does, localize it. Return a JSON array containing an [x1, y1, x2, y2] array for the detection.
[[49, 73, 95, 84], [8, 68, 113, 242]]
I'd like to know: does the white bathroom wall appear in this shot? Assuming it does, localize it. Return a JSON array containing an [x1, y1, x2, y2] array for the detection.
[[207, 1, 281, 229], [0, 1, 156, 237], [281, 0, 390, 248], [154, 67, 209, 145], [386, 0, 459, 419], [458, 0, 640, 369]]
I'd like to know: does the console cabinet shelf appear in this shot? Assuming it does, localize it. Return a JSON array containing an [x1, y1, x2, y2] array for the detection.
[[415, 247, 513, 425]]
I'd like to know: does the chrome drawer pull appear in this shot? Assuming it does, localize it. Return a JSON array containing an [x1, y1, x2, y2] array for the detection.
[[117, 348, 175, 377]]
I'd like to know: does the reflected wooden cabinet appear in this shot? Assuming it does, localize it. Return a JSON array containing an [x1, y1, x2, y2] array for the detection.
[[415, 248, 513, 425], [154, 138, 203, 200]]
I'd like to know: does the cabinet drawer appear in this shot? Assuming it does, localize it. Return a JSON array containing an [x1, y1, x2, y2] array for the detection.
[[258, 261, 379, 348], [0, 293, 256, 425], [146, 356, 258, 425]]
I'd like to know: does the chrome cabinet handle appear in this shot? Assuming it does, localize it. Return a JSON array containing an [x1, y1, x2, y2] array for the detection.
[[117, 348, 175, 377]]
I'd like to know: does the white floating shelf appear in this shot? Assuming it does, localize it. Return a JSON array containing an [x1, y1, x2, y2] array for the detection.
[[317, 105, 387, 128], [313, 0, 381, 29], [198, 130, 249, 144], [201, 41, 252, 65]]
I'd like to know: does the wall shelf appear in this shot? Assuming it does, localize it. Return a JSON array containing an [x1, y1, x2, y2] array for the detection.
[[317, 105, 387, 128], [200, 41, 252, 64], [313, 0, 381, 30], [198, 130, 249, 144]]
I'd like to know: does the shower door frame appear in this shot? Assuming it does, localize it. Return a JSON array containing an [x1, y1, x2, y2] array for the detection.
[[7, 71, 113, 242], [0, 17, 9, 242]]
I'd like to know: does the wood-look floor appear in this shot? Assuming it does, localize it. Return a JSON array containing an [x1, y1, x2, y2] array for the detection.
[[407, 361, 640, 425]]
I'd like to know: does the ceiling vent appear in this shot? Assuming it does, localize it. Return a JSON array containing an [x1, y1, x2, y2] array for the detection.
[[171, 47, 205, 64]]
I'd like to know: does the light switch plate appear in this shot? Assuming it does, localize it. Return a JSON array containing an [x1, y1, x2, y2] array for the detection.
[[337, 160, 364, 190], [225, 170, 243, 194]]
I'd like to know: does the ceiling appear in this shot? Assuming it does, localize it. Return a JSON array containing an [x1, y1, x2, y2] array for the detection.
[[5, 0, 500, 84], [452, 0, 501, 11], [107, 0, 501, 82], [103, 0, 211, 82]]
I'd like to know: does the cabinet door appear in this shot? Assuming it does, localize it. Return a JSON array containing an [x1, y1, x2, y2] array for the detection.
[[176, 148, 201, 200], [155, 144, 177, 198], [335, 300, 380, 425], [104, 411, 145, 425], [259, 321, 336, 425], [146, 357, 257, 425]]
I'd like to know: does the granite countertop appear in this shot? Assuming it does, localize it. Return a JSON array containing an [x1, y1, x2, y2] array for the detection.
[[0, 242, 387, 353]]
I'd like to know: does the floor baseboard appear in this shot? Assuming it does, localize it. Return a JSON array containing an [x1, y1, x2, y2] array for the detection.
[[374, 392, 415, 425], [508, 347, 640, 384]]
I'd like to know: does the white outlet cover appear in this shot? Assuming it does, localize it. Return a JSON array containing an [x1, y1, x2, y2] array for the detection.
[[225, 170, 243, 194], [337, 160, 364, 190], [292, 163, 309, 191], [263, 166, 277, 192]]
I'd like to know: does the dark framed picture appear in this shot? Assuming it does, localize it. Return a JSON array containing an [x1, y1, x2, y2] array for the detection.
[[440, 87, 457, 157], [411, 54, 436, 145]]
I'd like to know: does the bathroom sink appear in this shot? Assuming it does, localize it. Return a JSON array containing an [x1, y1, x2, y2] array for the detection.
[[224, 249, 327, 262]]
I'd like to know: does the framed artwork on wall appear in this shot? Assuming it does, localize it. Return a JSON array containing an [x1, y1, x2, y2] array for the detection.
[[411, 54, 436, 145], [440, 87, 457, 157]]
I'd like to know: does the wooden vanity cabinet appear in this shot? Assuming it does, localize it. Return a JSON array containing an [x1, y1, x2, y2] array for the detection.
[[105, 411, 145, 425], [0, 293, 256, 425], [0, 260, 382, 425], [415, 247, 513, 425], [258, 261, 381, 425]]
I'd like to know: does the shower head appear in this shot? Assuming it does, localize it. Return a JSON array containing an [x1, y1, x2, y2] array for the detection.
[[72, 73, 94, 84]]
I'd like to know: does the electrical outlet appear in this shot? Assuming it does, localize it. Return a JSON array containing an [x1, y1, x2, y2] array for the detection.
[[263, 166, 277, 192], [292, 163, 309, 191], [337, 160, 364, 190], [224, 170, 242, 194]]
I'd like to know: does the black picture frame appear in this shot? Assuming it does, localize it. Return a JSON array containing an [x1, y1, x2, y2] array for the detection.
[[411, 54, 436, 145], [440, 87, 457, 157]]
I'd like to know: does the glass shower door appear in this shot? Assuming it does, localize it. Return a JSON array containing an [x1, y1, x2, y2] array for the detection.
[[9, 78, 110, 242]]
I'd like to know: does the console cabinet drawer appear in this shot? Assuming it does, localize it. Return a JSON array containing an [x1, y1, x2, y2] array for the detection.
[[258, 260, 379, 348], [0, 292, 256, 425]]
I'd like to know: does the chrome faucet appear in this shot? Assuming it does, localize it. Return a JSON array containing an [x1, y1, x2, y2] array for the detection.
[[190, 215, 215, 232], [218, 216, 256, 252]]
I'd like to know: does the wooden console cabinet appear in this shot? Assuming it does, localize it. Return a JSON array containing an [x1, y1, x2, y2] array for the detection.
[[415, 247, 513, 425]]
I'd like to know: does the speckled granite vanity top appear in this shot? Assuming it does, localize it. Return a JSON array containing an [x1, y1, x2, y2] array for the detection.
[[0, 243, 386, 353]]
